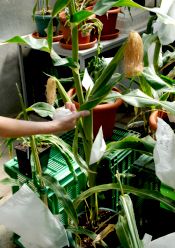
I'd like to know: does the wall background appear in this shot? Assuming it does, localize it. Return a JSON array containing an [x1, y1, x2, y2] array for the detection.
[[0, 0, 56, 117]]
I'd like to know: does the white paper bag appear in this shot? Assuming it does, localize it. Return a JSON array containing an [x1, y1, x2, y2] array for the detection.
[[153, 118, 175, 189], [0, 184, 69, 248], [149, 232, 175, 247]]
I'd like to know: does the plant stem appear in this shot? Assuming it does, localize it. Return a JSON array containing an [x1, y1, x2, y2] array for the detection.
[[68, 0, 84, 106], [46, 0, 49, 10], [154, 39, 161, 73], [68, 0, 98, 225], [116, 172, 124, 196], [16, 84, 48, 206], [88, 163, 98, 223]]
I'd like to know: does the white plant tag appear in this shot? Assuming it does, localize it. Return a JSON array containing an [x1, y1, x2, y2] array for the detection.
[[153, 118, 175, 189], [89, 126, 106, 165], [0, 184, 69, 248], [53, 108, 72, 119], [82, 68, 94, 91]]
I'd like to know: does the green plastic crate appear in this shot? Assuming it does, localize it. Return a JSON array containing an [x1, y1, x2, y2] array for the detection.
[[4, 126, 140, 247], [129, 155, 175, 239], [160, 182, 175, 210]]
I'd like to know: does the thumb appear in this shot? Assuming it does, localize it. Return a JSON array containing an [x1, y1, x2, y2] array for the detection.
[[71, 110, 90, 120]]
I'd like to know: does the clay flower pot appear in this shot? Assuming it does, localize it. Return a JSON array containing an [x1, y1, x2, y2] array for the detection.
[[59, 8, 96, 45], [67, 87, 123, 140], [96, 7, 121, 35], [149, 110, 168, 132]]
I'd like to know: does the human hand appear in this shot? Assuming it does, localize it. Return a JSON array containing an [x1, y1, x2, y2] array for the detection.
[[52, 102, 90, 133]]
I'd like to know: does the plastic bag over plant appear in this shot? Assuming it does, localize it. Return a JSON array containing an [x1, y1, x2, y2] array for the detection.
[[0, 184, 69, 248], [154, 117, 175, 189]]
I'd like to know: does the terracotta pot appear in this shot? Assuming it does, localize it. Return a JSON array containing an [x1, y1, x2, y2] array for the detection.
[[67, 87, 123, 140], [149, 110, 167, 132], [96, 7, 121, 35], [59, 9, 96, 44]]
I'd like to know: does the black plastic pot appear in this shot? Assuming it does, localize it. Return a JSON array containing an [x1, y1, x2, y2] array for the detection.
[[34, 15, 59, 37], [14, 143, 52, 178]]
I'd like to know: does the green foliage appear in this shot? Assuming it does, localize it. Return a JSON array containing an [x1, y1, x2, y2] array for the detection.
[[38, 173, 78, 227]]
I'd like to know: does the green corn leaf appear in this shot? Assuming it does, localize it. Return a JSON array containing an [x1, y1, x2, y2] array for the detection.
[[32, 1, 38, 22], [47, 19, 53, 53], [55, 78, 72, 104], [91, 42, 126, 95], [158, 74, 175, 86], [73, 183, 175, 213], [146, 15, 157, 34], [116, 214, 132, 248], [138, 75, 152, 98], [46, 0, 71, 51], [0, 178, 23, 187], [66, 225, 109, 248], [120, 195, 143, 248], [70, 10, 93, 24], [142, 33, 158, 67], [160, 50, 175, 70], [108, 89, 175, 116], [38, 173, 78, 228], [52, 0, 71, 17], [153, 40, 161, 73], [142, 67, 175, 92], [72, 124, 89, 173], [159, 92, 170, 101], [79, 74, 124, 111], [92, 0, 144, 16], [103, 135, 156, 158], [71, 0, 175, 26], [17, 102, 55, 119], [0, 137, 18, 158], [0, 36, 75, 67]]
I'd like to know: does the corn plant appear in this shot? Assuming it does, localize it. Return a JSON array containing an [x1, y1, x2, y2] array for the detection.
[[1, 0, 175, 246]]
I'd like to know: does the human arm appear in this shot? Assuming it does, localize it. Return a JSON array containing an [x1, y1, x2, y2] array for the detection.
[[0, 103, 90, 138]]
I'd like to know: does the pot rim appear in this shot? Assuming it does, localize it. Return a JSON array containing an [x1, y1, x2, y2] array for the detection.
[[149, 110, 168, 132], [106, 6, 121, 15], [67, 87, 123, 111]]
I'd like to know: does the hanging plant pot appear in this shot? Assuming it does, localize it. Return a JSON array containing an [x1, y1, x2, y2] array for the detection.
[[93, 7, 121, 38], [59, 8, 96, 45], [34, 14, 59, 37], [149, 110, 175, 132], [67, 208, 120, 248], [14, 143, 52, 179], [67, 87, 123, 140]]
